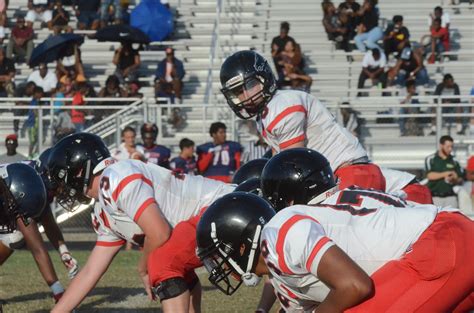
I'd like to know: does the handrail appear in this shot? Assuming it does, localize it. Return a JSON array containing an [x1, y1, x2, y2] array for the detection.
[[204, 0, 223, 105]]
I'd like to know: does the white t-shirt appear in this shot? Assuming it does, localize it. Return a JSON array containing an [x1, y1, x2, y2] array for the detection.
[[261, 187, 457, 311], [93, 159, 235, 246], [27, 70, 58, 93], [256, 90, 367, 171], [361, 50, 386, 69]]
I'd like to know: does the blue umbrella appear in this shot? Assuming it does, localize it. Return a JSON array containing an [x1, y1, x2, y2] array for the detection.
[[29, 33, 84, 67], [131, 0, 174, 42]]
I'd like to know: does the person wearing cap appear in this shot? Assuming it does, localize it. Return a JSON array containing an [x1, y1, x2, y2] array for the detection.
[[0, 134, 27, 163], [155, 47, 185, 104], [387, 47, 429, 87]]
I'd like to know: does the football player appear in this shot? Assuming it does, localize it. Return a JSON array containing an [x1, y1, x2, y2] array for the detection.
[[139, 123, 171, 168], [381, 167, 433, 204], [49, 133, 234, 312], [0, 163, 66, 303], [220, 50, 385, 191], [196, 149, 474, 312]]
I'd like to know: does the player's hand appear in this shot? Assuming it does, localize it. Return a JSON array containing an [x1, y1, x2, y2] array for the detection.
[[140, 273, 155, 301], [61, 252, 79, 279]]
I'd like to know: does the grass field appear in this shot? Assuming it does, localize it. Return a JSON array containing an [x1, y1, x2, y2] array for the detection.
[[0, 248, 278, 313]]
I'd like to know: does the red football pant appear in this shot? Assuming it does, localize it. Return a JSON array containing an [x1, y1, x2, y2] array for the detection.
[[403, 183, 433, 204], [347, 212, 474, 313], [334, 163, 386, 192], [148, 213, 203, 287]]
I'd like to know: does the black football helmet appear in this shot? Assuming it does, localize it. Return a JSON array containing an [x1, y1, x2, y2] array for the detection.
[[232, 158, 268, 185], [196, 192, 275, 295], [47, 133, 113, 212], [35, 148, 57, 192], [234, 177, 262, 196], [141, 123, 158, 140], [220, 50, 277, 119], [0, 163, 47, 232], [261, 148, 336, 211]]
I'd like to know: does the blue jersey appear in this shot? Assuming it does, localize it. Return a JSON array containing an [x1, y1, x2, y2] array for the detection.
[[196, 141, 242, 183], [170, 156, 197, 175], [139, 144, 171, 169]]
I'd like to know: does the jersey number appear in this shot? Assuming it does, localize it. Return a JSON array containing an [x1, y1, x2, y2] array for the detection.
[[213, 150, 230, 166]]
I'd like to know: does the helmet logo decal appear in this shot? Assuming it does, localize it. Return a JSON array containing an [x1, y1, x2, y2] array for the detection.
[[253, 53, 265, 72]]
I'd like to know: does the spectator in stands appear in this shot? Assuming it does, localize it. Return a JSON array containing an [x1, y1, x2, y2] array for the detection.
[[399, 80, 423, 136], [27, 63, 58, 96], [56, 44, 85, 83], [0, 134, 27, 164], [0, 48, 16, 98], [154, 47, 185, 104], [126, 81, 143, 98], [26, 0, 53, 28], [52, 106, 75, 144], [196, 122, 242, 183], [421, 17, 449, 64], [241, 133, 269, 164], [113, 42, 141, 85], [357, 48, 386, 96], [73, 0, 100, 30], [100, 0, 122, 27], [271, 22, 295, 83], [279, 41, 312, 91], [7, 15, 35, 64], [387, 47, 429, 87], [0, 0, 7, 44], [112, 126, 145, 161], [338, 0, 361, 40], [49, 0, 72, 35], [25, 86, 44, 157], [170, 138, 197, 175], [70, 83, 89, 132], [322, 2, 350, 51], [428, 6, 450, 30], [13, 81, 36, 135], [338, 102, 363, 138], [138, 123, 171, 168], [98, 75, 127, 99], [354, 0, 383, 52], [430, 74, 464, 135], [383, 15, 410, 59], [425, 135, 463, 208]]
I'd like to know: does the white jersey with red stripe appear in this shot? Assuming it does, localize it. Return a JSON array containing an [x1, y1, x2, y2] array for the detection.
[[256, 90, 367, 171], [381, 168, 416, 194], [260, 187, 451, 312], [93, 159, 235, 246]]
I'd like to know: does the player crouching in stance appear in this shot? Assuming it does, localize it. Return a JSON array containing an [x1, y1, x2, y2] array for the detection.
[[49, 133, 234, 312], [0, 163, 66, 303], [196, 149, 474, 312]]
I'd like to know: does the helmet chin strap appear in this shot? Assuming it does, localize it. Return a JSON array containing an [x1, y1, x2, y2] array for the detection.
[[210, 223, 263, 287], [307, 185, 339, 205]]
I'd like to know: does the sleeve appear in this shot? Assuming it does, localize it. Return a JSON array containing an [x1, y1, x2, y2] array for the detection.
[[424, 154, 434, 173], [268, 104, 307, 150], [196, 144, 214, 173], [404, 27, 410, 39], [234, 144, 242, 170], [444, 13, 450, 24], [92, 212, 125, 247], [279, 218, 334, 276], [109, 171, 157, 223], [361, 53, 369, 68], [379, 52, 387, 68]]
